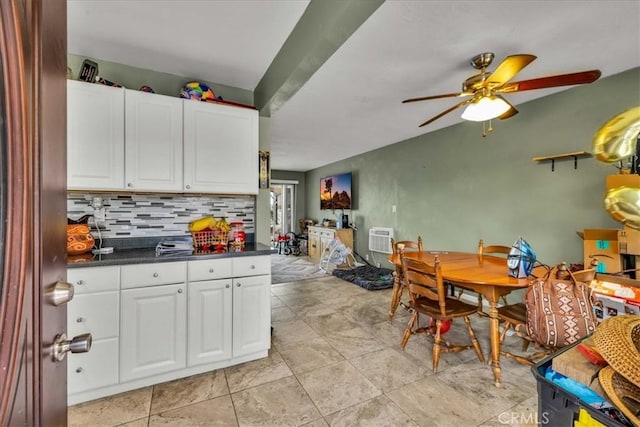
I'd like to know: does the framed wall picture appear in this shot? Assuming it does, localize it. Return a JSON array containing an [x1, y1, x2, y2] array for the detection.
[[259, 150, 270, 189]]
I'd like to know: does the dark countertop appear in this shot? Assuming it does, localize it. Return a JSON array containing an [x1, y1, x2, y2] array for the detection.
[[68, 243, 276, 268]]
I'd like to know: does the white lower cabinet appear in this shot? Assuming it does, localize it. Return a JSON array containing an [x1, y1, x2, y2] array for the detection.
[[67, 266, 120, 396], [187, 278, 232, 366], [67, 255, 271, 405], [232, 274, 271, 358], [120, 282, 187, 382]]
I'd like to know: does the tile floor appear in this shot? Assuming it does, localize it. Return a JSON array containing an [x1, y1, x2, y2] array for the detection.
[[68, 274, 541, 427]]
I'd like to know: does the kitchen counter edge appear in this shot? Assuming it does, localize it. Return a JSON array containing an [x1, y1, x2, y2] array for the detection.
[[67, 243, 276, 268]]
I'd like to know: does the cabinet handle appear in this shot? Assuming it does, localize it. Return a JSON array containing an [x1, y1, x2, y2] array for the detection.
[[76, 317, 84, 323], [178, 289, 183, 294], [153, 273, 159, 278], [76, 280, 85, 286], [250, 265, 255, 269], [225, 284, 230, 288], [127, 183, 132, 187], [75, 367, 83, 373], [209, 268, 214, 273], [236, 283, 241, 287], [186, 185, 191, 189]]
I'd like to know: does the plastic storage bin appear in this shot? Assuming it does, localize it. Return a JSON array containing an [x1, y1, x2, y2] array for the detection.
[[533, 344, 629, 427]]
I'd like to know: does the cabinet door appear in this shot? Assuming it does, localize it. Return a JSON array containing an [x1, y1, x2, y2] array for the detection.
[[68, 338, 119, 395], [125, 90, 183, 191], [232, 275, 271, 358], [67, 80, 125, 190], [187, 279, 232, 367], [308, 229, 321, 261], [183, 101, 258, 194], [120, 283, 186, 382]]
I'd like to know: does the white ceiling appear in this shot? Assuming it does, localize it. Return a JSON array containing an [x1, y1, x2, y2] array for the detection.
[[68, 0, 640, 172]]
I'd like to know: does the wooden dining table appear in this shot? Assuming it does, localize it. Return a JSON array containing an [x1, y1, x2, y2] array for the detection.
[[387, 250, 536, 387]]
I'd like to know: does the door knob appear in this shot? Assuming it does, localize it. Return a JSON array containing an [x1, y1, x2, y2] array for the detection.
[[46, 281, 75, 306], [51, 333, 92, 362]]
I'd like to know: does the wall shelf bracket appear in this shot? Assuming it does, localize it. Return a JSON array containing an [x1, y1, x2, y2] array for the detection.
[[532, 151, 592, 172]]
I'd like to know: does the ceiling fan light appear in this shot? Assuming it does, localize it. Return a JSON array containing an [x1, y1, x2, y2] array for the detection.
[[461, 96, 511, 122]]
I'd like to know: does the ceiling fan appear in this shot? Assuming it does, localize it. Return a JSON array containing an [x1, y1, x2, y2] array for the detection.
[[403, 52, 601, 129]]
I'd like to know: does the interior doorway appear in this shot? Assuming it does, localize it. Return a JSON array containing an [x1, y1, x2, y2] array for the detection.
[[270, 180, 298, 247]]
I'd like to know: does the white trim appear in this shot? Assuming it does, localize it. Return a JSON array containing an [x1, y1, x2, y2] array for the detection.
[[272, 179, 299, 185]]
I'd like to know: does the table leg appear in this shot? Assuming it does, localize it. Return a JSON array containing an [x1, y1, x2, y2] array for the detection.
[[488, 299, 502, 387], [388, 269, 403, 320]]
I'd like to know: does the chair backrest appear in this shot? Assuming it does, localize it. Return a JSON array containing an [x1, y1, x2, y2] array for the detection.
[[477, 239, 511, 257], [400, 254, 447, 317], [392, 236, 424, 254]]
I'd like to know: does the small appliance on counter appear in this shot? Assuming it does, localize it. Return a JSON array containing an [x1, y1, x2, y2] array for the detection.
[[337, 213, 349, 229]]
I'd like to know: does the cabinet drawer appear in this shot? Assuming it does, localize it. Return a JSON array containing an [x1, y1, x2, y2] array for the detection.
[[68, 338, 119, 394], [68, 292, 119, 340], [67, 266, 119, 294], [320, 230, 335, 239], [188, 258, 233, 282], [233, 256, 270, 277], [121, 261, 186, 289]]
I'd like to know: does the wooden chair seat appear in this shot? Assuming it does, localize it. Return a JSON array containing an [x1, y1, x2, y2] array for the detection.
[[400, 255, 484, 372]]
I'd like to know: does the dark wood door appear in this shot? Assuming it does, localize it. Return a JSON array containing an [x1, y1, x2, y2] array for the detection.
[[0, 0, 68, 425]]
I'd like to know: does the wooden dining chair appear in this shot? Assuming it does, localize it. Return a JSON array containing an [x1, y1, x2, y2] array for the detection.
[[400, 255, 485, 372], [388, 236, 423, 320], [473, 239, 512, 314], [497, 267, 596, 365]]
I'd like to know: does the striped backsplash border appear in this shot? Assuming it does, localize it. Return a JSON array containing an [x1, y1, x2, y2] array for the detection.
[[68, 193, 255, 239]]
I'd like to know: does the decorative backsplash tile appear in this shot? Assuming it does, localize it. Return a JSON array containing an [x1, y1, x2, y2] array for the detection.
[[68, 193, 255, 239]]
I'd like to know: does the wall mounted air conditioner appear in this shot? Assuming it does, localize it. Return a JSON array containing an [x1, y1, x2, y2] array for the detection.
[[368, 227, 394, 254]]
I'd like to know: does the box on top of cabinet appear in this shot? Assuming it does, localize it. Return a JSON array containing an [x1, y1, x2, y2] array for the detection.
[[581, 229, 621, 274]]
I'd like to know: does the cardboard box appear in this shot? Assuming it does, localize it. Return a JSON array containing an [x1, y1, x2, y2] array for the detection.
[[617, 226, 640, 255], [551, 337, 606, 397], [581, 229, 622, 274], [606, 173, 640, 190]]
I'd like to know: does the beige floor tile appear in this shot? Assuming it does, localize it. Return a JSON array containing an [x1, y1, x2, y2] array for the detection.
[[225, 349, 293, 393], [271, 318, 321, 347], [277, 336, 345, 374], [278, 293, 323, 309], [350, 348, 430, 392], [323, 326, 387, 359], [297, 360, 381, 416], [148, 395, 237, 426], [304, 312, 360, 335], [272, 305, 298, 322], [296, 302, 338, 318], [386, 376, 484, 427], [118, 417, 149, 427], [231, 376, 322, 426], [477, 396, 540, 427], [325, 394, 418, 427], [150, 370, 228, 415], [68, 387, 153, 427], [271, 295, 286, 308], [301, 418, 330, 427]]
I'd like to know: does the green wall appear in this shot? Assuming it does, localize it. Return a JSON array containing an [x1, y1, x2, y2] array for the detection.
[[67, 54, 253, 104], [305, 68, 640, 269]]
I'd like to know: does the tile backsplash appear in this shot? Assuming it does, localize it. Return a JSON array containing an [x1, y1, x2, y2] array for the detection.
[[67, 193, 255, 240]]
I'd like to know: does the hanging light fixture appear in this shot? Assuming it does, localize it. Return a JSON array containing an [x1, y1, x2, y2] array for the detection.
[[461, 95, 511, 122]]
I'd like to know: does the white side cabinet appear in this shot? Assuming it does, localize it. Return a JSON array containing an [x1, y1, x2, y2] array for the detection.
[[67, 80, 125, 190], [120, 262, 187, 382], [183, 101, 259, 194], [124, 89, 183, 191], [232, 256, 272, 358], [66, 266, 120, 395]]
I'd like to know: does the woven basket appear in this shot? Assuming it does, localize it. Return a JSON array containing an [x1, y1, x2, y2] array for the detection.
[[191, 229, 228, 249]]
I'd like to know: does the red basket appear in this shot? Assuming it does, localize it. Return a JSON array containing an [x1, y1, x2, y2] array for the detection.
[[191, 229, 228, 249]]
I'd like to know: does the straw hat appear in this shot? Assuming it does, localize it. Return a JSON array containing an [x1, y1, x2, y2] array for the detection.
[[593, 315, 640, 424], [593, 315, 640, 387], [598, 366, 640, 426]]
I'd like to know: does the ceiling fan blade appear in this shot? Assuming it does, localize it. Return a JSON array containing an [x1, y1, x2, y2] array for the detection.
[[498, 70, 602, 93], [486, 54, 537, 87], [402, 92, 462, 103], [418, 98, 473, 127], [498, 97, 519, 120]]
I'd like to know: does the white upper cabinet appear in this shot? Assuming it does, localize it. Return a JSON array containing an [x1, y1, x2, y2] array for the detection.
[[183, 101, 259, 194], [67, 80, 125, 190], [124, 90, 183, 191]]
